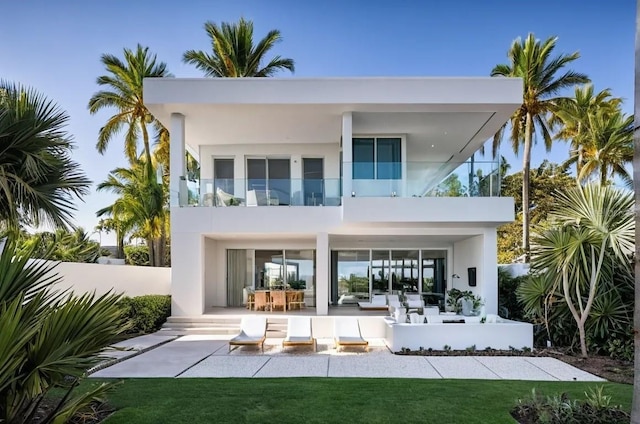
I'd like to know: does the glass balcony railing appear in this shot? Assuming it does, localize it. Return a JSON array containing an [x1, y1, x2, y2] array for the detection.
[[180, 178, 342, 207], [174, 160, 501, 207], [344, 160, 500, 198]]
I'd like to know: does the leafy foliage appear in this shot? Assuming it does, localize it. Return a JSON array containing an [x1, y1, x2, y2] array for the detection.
[[0, 81, 91, 231], [119, 295, 171, 334], [183, 18, 295, 77], [497, 268, 526, 320], [498, 161, 576, 263], [124, 245, 149, 266], [0, 237, 128, 424], [17, 228, 100, 263]]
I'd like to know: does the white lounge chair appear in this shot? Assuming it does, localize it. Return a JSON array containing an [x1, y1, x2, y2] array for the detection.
[[405, 294, 424, 309], [283, 317, 316, 352], [229, 316, 267, 352], [357, 294, 388, 310], [334, 318, 368, 352], [387, 294, 402, 309]]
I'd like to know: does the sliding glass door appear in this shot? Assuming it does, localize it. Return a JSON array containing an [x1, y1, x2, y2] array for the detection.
[[247, 158, 291, 205]]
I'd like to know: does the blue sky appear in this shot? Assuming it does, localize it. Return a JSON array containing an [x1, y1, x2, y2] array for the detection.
[[0, 0, 634, 245]]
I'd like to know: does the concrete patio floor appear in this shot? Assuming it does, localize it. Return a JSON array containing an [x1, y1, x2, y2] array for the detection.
[[90, 334, 605, 382]]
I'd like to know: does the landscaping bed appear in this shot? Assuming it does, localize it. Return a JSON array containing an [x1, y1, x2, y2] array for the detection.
[[396, 347, 633, 385]]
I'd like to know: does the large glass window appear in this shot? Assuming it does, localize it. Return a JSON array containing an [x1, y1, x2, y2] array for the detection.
[[391, 250, 419, 293], [247, 158, 291, 206], [371, 250, 390, 295], [214, 158, 234, 200], [332, 250, 370, 304], [422, 250, 447, 307], [303, 158, 324, 206], [352, 137, 401, 180]]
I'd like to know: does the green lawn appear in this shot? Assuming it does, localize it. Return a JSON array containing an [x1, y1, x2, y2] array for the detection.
[[96, 378, 632, 424]]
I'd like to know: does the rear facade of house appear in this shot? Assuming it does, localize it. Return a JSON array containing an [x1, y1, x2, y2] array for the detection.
[[144, 77, 522, 318]]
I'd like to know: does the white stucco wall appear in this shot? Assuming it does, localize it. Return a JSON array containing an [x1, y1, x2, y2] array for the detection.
[[37, 260, 170, 297]]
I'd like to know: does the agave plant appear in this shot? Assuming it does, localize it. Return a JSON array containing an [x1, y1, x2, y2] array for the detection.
[[0, 237, 129, 423]]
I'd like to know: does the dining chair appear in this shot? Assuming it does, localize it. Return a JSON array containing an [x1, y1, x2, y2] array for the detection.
[[270, 290, 287, 312], [254, 291, 269, 311]]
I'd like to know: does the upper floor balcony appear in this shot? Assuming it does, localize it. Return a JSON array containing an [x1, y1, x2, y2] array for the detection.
[[175, 159, 501, 207]]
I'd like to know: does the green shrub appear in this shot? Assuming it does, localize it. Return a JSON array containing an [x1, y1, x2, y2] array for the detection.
[[120, 295, 171, 334], [606, 337, 633, 362], [512, 387, 629, 424], [498, 267, 526, 320], [124, 245, 150, 266]]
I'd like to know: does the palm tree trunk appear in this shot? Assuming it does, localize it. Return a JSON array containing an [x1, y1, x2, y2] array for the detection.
[[578, 322, 588, 358], [522, 112, 533, 262], [600, 164, 607, 186], [146, 238, 155, 267], [140, 120, 153, 168], [631, 0, 640, 419]]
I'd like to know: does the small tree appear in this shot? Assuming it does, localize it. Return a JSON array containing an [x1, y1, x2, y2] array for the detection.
[[530, 184, 633, 357]]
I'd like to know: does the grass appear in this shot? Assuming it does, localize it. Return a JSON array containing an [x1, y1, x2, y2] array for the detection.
[[89, 378, 633, 423]]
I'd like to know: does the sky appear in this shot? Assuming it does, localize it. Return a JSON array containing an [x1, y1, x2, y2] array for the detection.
[[0, 0, 635, 245]]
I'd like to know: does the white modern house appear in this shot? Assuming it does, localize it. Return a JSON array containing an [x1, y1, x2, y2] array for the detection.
[[144, 77, 522, 319]]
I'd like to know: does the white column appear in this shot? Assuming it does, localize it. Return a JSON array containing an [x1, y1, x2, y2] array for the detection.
[[171, 232, 204, 316], [341, 112, 353, 197], [170, 113, 186, 207], [481, 229, 498, 315], [315, 232, 329, 315]]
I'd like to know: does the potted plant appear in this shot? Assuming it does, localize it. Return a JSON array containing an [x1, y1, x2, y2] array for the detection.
[[446, 289, 483, 315]]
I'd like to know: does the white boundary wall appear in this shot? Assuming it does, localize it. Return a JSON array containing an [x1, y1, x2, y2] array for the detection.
[[34, 260, 171, 297]]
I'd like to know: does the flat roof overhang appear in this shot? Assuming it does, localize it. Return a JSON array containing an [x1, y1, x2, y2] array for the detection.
[[143, 77, 522, 162]]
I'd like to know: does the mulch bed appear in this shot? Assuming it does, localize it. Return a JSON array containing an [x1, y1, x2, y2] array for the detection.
[[396, 347, 633, 384], [31, 399, 113, 424]]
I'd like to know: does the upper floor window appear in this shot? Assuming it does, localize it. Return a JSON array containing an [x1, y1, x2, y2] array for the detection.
[[352, 137, 401, 180]]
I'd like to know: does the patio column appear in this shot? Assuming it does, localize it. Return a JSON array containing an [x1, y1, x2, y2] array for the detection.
[[171, 232, 204, 316], [341, 112, 352, 197], [316, 232, 329, 315], [480, 229, 498, 315], [170, 113, 186, 207]]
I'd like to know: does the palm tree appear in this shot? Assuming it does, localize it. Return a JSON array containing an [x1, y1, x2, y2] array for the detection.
[[183, 18, 295, 77], [0, 81, 91, 232], [632, 3, 640, 418], [570, 109, 633, 186], [491, 34, 589, 261], [88, 45, 171, 166], [97, 160, 166, 267], [530, 184, 634, 357], [552, 85, 622, 174]]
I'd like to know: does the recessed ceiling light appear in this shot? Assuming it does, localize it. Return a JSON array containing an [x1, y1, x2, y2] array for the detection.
[[444, 131, 448, 135], [431, 144, 435, 148]]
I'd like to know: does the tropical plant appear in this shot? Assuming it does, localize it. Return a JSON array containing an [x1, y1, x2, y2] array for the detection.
[[88, 44, 171, 166], [95, 217, 130, 259], [530, 184, 633, 357], [0, 81, 91, 232], [491, 33, 589, 260], [551, 84, 622, 174], [97, 160, 167, 267], [19, 227, 100, 263], [183, 18, 295, 77], [570, 109, 633, 186], [0, 237, 128, 423]]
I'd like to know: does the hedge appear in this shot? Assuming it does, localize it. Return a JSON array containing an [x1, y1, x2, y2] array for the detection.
[[119, 295, 171, 334]]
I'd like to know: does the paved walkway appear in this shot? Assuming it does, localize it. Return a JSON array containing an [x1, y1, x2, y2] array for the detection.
[[90, 334, 604, 382]]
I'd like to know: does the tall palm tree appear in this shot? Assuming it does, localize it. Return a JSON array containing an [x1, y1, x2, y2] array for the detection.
[[491, 34, 589, 261], [183, 18, 295, 77], [552, 85, 622, 174], [0, 81, 91, 232], [569, 109, 633, 186], [97, 160, 166, 267], [632, 0, 640, 419], [88, 45, 171, 166]]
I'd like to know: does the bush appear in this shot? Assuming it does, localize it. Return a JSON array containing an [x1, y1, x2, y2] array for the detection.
[[124, 245, 150, 266], [497, 267, 526, 320], [512, 387, 629, 424], [120, 295, 171, 334]]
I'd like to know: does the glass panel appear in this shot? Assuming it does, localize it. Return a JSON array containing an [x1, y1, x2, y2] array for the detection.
[[285, 250, 315, 307], [334, 250, 370, 303], [371, 250, 390, 295], [268, 159, 291, 206], [422, 250, 447, 307], [303, 158, 324, 206], [214, 159, 234, 206], [255, 250, 284, 290], [391, 250, 419, 293], [352, 138, 374, 179], [377, 138, 401, 179], [247, 159, 267, 192]]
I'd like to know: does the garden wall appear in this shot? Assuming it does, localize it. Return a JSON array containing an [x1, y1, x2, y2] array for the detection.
[[36, 260, 171, 297]]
